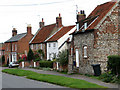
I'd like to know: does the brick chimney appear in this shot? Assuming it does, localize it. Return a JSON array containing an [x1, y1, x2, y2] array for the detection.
[[12, 28, 17, 37], [39, 18, 44, 28], [27, 24, 32, 34], [56, 13, 62, 27], [77, 10, 86, 22]]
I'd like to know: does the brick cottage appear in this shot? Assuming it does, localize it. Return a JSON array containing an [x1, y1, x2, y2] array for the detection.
[[68, 1, 120, 74], [4, 25, 34, 64]]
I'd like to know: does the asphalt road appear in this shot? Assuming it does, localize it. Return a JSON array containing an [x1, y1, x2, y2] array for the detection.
[[2, 73, 67, 88]]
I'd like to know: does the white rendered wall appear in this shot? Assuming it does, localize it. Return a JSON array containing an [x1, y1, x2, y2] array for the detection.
[[58, 26, 76, 51], [47, 42, 58, 60]]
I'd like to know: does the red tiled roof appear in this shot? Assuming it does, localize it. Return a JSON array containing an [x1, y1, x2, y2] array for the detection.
[[31, 24, 56, 44], [47, 25, 75, 42], [87, 1, 116, 30]]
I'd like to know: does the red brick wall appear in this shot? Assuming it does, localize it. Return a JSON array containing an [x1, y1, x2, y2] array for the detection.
[[4, 33, 33, 64]]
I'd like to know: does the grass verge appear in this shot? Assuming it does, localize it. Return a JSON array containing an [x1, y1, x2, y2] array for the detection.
[[2, 69, 106, 89]]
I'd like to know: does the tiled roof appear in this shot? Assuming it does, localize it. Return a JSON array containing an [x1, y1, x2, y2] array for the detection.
[[31, 24, 57, 44], [5, 33, 26, 43], [47, 25, 75, 42], [86, 1, 116, 30]]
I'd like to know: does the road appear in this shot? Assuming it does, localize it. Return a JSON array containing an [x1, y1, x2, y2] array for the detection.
[[2, 73, 68, 88], [1, 67, 71, 89]]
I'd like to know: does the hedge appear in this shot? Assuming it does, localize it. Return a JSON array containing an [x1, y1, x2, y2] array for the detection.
[[39, 60, 53, 68], [107, 55, 120, 75]]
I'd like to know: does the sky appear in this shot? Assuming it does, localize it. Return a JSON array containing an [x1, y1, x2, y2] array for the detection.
[[0, 0, 111, 43]]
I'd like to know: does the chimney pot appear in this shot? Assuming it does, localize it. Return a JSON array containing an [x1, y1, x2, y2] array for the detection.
[[56, 13, 62, 27], [12, 28, 17, 37], [27, 24, 32, 34], [42, 18, 44, 22], [59, 13, 61, 17], [39, 18, 45, 28], [80, 10, 82, 14]]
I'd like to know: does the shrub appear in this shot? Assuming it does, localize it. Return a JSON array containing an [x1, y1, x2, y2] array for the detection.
[[39, 60, 53, 68], [57, 49, 68, 66], [18, 59, 24, 63], [27, 48, 34, 62], [1, 55, 5, 64], [107, 55, 120, 75]]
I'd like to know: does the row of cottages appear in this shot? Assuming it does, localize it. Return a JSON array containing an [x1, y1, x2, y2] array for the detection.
[[4, 25, 34, 64], [0, 43, 5, 58], [68, 1, 120, 75], [29, 14, 76, 60]]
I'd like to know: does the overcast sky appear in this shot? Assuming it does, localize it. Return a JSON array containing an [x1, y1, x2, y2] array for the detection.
[[0, 0, 111, 43]]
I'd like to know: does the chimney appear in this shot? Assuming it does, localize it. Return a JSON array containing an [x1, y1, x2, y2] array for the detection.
[[39, 18, 44, 28], [12, 28, 17, 37], [77, 10, 86, 22], [27, 24, 32, 34], [56, 13, 62, 27]]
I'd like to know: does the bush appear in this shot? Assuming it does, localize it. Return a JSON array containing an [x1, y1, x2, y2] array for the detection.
[[39, 60, 53, 68], [27, 48, 34, 62], [2, 55, 5, 64], [107, 55, 120, 75], [18, 59, 24, 63], [57, 49, 68, 66]]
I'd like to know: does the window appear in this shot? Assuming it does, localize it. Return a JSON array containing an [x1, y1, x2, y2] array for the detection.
[[36, 44, 38, 50], [75, 49, 79, 67], [12, 44, 14, 51], [15, 44, 17, 51], [40, 44, 42, 49], [53, 43, 56, 47], [49, 43, 51, 47], [0, 51, 1, 55], [31, 44, 33, 49], [76, 23, 79, 31], [83, 46, 87, 58], [84, 22, 87, 30]]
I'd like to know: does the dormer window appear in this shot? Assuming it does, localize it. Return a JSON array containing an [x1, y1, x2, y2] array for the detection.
[[82, 22, 87, 32], [76, 23, 79, 31], [84, 22, 87, 30]]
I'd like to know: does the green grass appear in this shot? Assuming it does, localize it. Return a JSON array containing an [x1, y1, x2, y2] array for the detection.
[[2, 69, 106, 89]]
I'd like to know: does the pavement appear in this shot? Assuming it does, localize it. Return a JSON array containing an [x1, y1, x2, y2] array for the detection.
[[22, 68, 119, 88], [2, 67, 119, 88]]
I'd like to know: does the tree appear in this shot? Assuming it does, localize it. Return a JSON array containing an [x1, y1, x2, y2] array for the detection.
[[57, 49, 68, 66], [27, 48, 34, 62]]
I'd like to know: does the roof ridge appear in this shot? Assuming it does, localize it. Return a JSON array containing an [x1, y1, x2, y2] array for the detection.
[[44, 23, 56, 27]]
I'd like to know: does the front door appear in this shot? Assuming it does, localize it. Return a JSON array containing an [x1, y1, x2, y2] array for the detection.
[[75, 49, 79, 67], [12, 52, 17, 62]]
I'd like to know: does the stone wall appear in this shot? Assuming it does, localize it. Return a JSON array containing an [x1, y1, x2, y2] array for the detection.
[[73, 31, 95, 75], [94, 4, 119, 72]]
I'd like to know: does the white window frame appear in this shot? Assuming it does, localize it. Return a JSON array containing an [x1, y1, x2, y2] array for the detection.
[[49, 43, 51, 47], [40, 44, 42, 49], [15, 44, 17, 51], [12, 44, 14, 51], [53, 43, 56, 47], [83, 46, 87, 58], [76, 49, 79, 67], [76, 23, 79, 31], [31, 44, 33, 49], [84, 22, 87, 30], [36, 44, 38, 50]]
